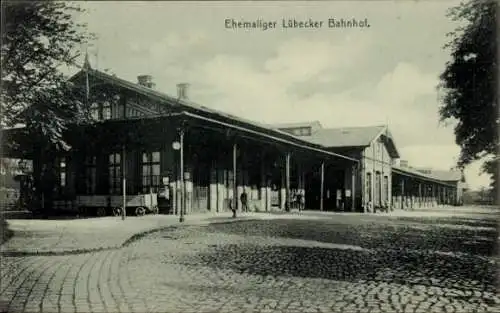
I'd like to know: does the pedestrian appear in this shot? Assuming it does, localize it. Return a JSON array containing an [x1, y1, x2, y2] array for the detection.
[[299, 189, 306, 211], [164, 183, 171, 214], [240, 189, 248, 212], [296, 191, 303, 212]]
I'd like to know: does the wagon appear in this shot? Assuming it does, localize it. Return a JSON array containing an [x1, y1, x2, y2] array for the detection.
[[75, 193, 159, 217]]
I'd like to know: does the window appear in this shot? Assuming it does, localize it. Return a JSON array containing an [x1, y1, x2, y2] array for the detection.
[[59, 157, 67, 188], [109, 153, 121, 194], [383, 176, 389, 204], [127, 108, 139, 118], [84, 156, 97, 194], [111, 97, 124, 119], [141, 151, 160, 193], [53, 157, 67, 194], [103, 101, 111, 120], [90, 102, 100, 121], [366, 172, 372, 202], [300, 127, 311, 136], [288, 127, 312, 136], [90, 95, 120, 121], [375, 172, 381, 205]]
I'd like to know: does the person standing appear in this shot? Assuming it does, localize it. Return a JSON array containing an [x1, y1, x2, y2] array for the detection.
[[296, 190, 303, 212], [240, 189, 248, 212], [300, 189, 306, 211]]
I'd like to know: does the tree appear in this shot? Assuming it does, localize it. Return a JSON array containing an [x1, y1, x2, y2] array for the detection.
[[1, 1, 94, 211], [1, 1, 93, 150], [439, 0, 498, 200], [481, 157, 498, 200]]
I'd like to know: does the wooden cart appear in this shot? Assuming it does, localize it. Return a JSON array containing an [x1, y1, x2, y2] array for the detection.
[[75, 193, 159, 217]]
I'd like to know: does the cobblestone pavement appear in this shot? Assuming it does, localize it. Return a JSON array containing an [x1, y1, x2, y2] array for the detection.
[[1, 208, 499, 313]]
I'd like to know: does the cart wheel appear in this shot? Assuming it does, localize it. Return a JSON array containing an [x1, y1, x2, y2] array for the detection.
[[96, 207, 107, 217], [151, 206, 159, 215], [113, 207, 122, 217], [135, 207, 146, 216], [78, 207, 87, 216]]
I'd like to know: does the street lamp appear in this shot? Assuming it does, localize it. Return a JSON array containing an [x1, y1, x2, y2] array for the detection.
[[172, 137, 184, 222]]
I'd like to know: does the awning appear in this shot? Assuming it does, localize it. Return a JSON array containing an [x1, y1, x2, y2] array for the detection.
[[1, 111, 359, 165], [392, 167, 456, 188]]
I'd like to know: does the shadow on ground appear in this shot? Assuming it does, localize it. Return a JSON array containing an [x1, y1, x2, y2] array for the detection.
[[161, 216, 498, 297], [179, 243, 497, 294], [202, 218, 499, 257], [0, 215, 13, 245]]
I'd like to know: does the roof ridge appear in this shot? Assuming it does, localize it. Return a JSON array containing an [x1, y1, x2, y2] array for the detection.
[[78, 68, 273, 127], [322, 125, 385, 130], [71, 68, 316, 139]]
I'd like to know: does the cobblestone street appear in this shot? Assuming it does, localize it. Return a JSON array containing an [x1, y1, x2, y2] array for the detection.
[[1, 208, 499, 313]]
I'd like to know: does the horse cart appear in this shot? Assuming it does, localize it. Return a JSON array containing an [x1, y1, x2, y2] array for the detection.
[[29, 194, 157, 217], [74, 193, 159, 217]]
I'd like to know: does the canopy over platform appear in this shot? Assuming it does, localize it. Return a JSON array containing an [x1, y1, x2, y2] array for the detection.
[[392, 165, 456, 187], [1, 110, 360, 167]]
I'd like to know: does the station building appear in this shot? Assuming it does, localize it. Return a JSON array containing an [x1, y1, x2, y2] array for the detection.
[[1, 62, 465, 216]]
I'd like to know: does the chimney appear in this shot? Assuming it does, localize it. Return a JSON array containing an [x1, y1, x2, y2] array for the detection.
[[399, 160, 408, 167], [177, 83, 189, 100], [137, 75, 155, 89]]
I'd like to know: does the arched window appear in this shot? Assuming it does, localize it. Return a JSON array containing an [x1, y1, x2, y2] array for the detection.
[[383, 176, 389, 204], [90, 102, 100, 121], [111, 95, 124, 119], [375, 171, 381, 206], [102, 101, 111, 120], [366, 172, 372, 202], [54, 157, 67, 195]]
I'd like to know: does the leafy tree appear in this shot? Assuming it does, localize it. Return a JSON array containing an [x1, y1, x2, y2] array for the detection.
[[1, 1, 93, 150], [439, 0, 498, 200], [1, 1, 94, 210], [481, 157, 498, 200]]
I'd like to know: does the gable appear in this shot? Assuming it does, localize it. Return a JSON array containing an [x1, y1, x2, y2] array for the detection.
[[365, 135, 395, 162], [70, 69, 170, 122]]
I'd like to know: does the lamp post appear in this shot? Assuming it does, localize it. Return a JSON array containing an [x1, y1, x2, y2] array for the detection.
[[172, 131, 184, 223], [122, 145, 126, 221]]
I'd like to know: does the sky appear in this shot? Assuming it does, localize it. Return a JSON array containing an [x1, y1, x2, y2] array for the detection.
[[72, 0, 492, 190]]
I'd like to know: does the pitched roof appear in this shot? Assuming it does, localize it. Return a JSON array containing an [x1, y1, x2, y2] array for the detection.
[[73, 68, 401, 158], [70, 68, 294, 132], [305, 125, 386, 147], [392, 165, 456, 186], [266, 123, 400, 158], [414, 166, 464, 182], [68, 69, 360, 163], [268, 121, 323, 132], [393, 164, 465, 186], [428, 170, 463, 182]]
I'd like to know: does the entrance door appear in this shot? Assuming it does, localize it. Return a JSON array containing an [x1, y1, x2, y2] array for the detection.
[[328, 169, 345, 211], [305, 172, 320, 210], [191, 161, 209, 213]]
